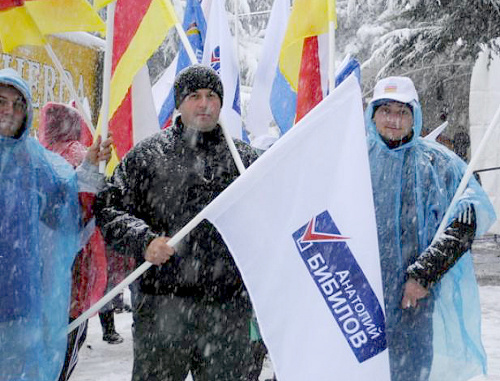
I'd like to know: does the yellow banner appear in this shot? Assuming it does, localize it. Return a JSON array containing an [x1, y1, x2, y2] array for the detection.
[[0, 35, 102, 132], [0, 0, 105, 53]]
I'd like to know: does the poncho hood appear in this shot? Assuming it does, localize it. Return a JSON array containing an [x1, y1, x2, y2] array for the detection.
[[0, 68, 33, 141], [38, 102, 87, 167]]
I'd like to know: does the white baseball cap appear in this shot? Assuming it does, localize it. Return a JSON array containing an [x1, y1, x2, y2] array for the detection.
[[371, 76, 419, 104]]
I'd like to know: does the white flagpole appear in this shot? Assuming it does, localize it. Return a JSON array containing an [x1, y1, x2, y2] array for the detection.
[[220, 115, 246, 173], [98, 1, 116, 174], [229, 0, 246, 174], [431, 101, 500, 243], [174, 22, 198, 64]]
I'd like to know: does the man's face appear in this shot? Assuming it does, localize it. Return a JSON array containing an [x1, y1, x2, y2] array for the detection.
[[0, 85, 26, 137], [179, 88, 221, 132], [373, 101, 413, 142]]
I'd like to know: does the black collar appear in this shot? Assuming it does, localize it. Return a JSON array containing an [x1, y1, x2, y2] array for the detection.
[[380, 131, 414, 149]]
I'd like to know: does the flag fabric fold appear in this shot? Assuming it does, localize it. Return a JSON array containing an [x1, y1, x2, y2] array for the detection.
[[0, 0, 105, 53], [245, 0, 290, 141], [201, 0, 242, 139], [202, 75, 390, 381], [470, 47, 500, 234], [104, 65, 160, 174], [103, 0, 176, 174], [109, 0, 178, 126], [270, 0, 337, 135], [152, 55, 178, 123]]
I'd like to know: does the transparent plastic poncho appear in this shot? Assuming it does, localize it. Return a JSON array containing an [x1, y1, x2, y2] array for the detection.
[[0, 69, 80, 381], [365, 98, 496, 381]]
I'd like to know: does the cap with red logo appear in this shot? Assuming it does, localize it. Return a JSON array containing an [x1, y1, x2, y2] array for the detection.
[[371, 76, 419, 104]]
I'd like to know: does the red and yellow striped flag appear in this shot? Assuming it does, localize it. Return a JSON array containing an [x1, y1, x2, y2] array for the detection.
[[103, 0, 178, 173], [0, 0, 105, 52], [286, 0, 337, 123]]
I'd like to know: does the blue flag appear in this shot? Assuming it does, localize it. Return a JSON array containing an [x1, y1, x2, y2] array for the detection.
[[157, 0, 207, 129]]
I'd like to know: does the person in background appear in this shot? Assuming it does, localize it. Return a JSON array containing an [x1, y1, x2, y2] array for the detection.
[[453, 130, 471, 162], [38, 101, 112, 379], [98, 249, 134, 345], [95, 65, 259, 380], [364, 76, 496, 381]]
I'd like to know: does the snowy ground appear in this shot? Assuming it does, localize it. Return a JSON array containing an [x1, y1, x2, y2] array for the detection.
[[72, 237, 500, 381]]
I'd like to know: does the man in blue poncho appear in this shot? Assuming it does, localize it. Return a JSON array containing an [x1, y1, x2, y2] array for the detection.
[[365, 76, 496, 381], [0, 68, 110, 380]]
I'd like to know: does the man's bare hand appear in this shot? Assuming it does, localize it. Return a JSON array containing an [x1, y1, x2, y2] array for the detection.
[[144, 237, 175, 265], [401, 278, 429, 309], [86, 135, 113, 166]]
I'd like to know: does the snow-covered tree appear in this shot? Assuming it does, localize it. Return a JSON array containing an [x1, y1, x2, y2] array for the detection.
[[336, 0, 500, 148], [363, 0, 500, 79]]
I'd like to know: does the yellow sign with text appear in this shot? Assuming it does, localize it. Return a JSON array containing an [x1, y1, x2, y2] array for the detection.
[[1, 34, 103, 133]]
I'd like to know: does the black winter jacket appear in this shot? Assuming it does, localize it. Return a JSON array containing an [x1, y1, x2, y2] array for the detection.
[[95, 119, 258, 304]]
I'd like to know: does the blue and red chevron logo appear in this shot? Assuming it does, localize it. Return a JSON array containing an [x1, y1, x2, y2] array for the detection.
[[293, 210, 387, 363]]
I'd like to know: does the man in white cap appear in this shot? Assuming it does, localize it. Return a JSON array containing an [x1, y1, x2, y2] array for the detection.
[[364, 76, 496, 381]]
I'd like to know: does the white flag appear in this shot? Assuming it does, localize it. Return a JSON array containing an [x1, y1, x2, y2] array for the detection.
[[132, 65, 160, 144], [202, 75, 391, 381], [470, 47, 500, 234], [152, 55, 178, 116], [202, 0, 242, 139], [245, 0, 290, 141]]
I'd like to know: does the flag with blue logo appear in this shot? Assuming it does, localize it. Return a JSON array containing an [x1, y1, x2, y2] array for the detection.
[[202, 75, 391, 380], [154, 0, 207, 129], [201, 0, 242, 139]]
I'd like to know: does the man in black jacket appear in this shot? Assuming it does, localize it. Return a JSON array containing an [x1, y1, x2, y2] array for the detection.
[[96, 65, 258, 381]]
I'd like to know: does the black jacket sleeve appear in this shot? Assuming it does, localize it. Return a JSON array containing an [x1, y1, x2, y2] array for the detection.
[[406, 205, 476, 288], [94, 152, 158, 261]]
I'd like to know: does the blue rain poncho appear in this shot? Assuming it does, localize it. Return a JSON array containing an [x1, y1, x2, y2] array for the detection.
[[0, 69, 80, 380], [365, 99, 496, 381]]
